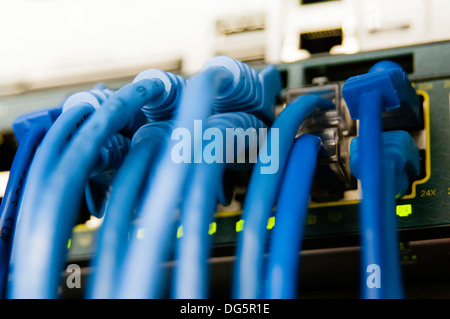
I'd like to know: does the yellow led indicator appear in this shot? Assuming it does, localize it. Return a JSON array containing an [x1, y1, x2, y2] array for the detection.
[[267, 216, 275, 230], [137, 228, 146, 240], [396, 204, 412, 217], [177, 225, 183, 238], [236, 219, 244, 232], [208, 222, 217, 235], [67, 239, 71, 250]]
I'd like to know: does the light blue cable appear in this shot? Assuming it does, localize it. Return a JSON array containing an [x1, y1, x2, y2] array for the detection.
[[16, 105, 95, 237], [12, 89, 115, 287], [10, 105, 94, 299], [16, 89, 114, 245], [263, 134, 321, 299], [116, 66, 234, 299], [9, 79, 164, 298], [87, 121, 173, 299], [172, 112, 267, 299], [233, 94, 334, 299], [0, 125, 46, 296], [116, 57, 280, 298]]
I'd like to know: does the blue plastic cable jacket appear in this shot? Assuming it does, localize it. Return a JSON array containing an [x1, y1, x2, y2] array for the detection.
[[11, 104, 95, 282], [87, 139, 163, 299], [233, 94, 334, 299], [16, 104, 95, 227], [9, 79, 164, 299], [89, 133, 131, 179], [116, 66, 234, 299], [87, 121, 173, 299], [342, 61, 418, 299], [351, 130, 419, 299], [172, 112, 267, 299], [382, 158, 404, 299], [0, 125, 46, 296], [172, 159, 224, 299], [358, 90, 386, 299], [263, 134, 321, 299], [133, 69, 187, 123]]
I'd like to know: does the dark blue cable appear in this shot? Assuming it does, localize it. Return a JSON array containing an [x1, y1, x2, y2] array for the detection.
[[359, 90, 385, 299], [263, 134, 321, 299], [233, 95, 334, 299], [0, 125, 46, 296], [350, 130, 419, 299], [343, 61, 420, 299]]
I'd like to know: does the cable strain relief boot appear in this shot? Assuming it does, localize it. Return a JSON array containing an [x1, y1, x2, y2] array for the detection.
[[258, 64, 282, 125], [131, 120, 175, 147], [87, 133, 131, 218], [342, 62, 420, 121], [61, 89, 113, 113], [203, 112, 269, 206], [133, 69, 186, 122], [200, 56, 281, 125], [350, 130, 420, 197], [12, 108, 61, 144]]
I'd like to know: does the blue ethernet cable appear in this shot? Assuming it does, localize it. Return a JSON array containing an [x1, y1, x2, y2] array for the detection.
[[172, 112, 268, 299], [201, 56, 281, 124], [84, 133, 132, 218], [263, 134, 321, 299], [233, 94, 334, 299], [0, 127, 44, 296], [81, 71, 186, 221], [87, 121, 174, 299], [0, 109, 60, 296], [350, 131, 419, 299], [13, 92, 110, 272], [10, 106, 96, 298], [17, 90, 111, 236], [115, 65, 235, 299], [116, 56, 280, 299], [9, 78, 167, 299], [342, 61, 420, 299]]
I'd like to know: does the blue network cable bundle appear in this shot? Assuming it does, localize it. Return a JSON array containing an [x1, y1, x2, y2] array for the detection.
[[0, 41, 449, 300]]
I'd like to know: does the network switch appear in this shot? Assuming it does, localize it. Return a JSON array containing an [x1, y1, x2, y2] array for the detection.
[[51, 41, 450, 298]]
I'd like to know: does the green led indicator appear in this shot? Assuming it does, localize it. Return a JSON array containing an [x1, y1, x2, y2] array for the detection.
[[236, 219, 244, 232], [67, 238, 71, 250], [396, 204, 412, 217], [177, 225, 183, 238], [267, 216, 275, 230], [208, 222, 217, 235]]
